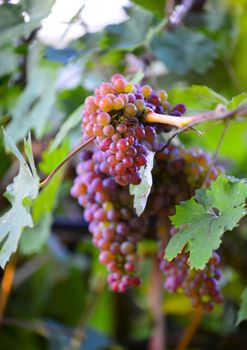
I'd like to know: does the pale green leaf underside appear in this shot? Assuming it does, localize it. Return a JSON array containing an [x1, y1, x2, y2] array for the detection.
[[6, 62, 59, 142], [0, 129, 39, 268], [19, 140, 69, 255], [130, 150, 155, 216]]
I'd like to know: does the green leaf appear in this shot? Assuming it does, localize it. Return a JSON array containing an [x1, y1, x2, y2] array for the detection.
[[0, 0, 56, 47], [233, 5, 247, 91], [169, 85, 228, 110], [6, 61, 59, 142], [130, 150, 155, 216], [19, 140, 69, 255], [131, 0, 165, 16], [237, 288, 247, 325], [49, 106, 82, 152], [89, 289, 115, 335], [103, 6, 153, 52], [226, 93, 247, 110], [0, 4, 23, 32], [151, 27, 218, 75], [165, 175, 247, 269], [186, 85, 227, 106], [19, 213, 52, 255], [21, 0, 56, 20], [0, 129, 39, 268], [0, 86, 21, 121], [0, 47, 18, 77], [56, 86, 88, 115]]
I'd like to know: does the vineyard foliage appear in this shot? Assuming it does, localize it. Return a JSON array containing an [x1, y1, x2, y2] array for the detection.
[[0, 0, 247, 348]]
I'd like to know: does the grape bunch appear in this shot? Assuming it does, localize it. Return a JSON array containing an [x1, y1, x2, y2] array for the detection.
[[81, 74, 186, 186], [71, 149, 147, 292], [159, 250, 222, 312], [73, 74, 225, 310], [71, 138, 224, 310], [147, 146, 223, 310]]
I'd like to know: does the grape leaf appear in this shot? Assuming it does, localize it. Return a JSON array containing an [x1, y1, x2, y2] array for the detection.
[[169, 85, 228, 110], [130, 150, 155, 216], [0, 0, 56, 47], [19, 140, 69, 255], [0, 130, 39, 268], [50, 106, 82, 152], [0, 4, 23, 32], [7, 61, 59, 142], [103, 7, 153, 52], [0, 47, 18, 77], [151, 27, 218, 75], [237, 287, 247, 325], [226, 93, 247, 110], [185, 85, 227, 106], [19, 213, 52, 255], [165, 175, 247, 269]]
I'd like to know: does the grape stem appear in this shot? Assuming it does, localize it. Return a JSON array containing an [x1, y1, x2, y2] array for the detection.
[[144, 103, 247, 129], [175, 307, 203, 350], [39, 136, 95, 188], [202, 119, 230, 188], [68, 277, 106, 350], [0, 254, 17, 322], [148, 256, 166, 350]]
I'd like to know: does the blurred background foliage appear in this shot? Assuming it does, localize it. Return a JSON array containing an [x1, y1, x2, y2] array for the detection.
[[0, 0, 247, 349]]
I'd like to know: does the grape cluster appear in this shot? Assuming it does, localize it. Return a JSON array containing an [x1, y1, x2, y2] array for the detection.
[[74, 74, 225, 310], [71, 139, 224, 311], [148, 146, 223, 310], [81, 74, 185, 186], [159, 250, 222, 312], [71, 149, 147, 292]]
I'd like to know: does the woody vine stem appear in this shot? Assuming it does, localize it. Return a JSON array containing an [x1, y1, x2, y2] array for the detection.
[[39, 103, 247, 189]]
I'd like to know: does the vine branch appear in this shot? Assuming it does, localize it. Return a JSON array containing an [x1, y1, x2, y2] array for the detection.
[[68, 277, 106, 350], [144, 103, 247, 129], [39, 103, 247, 189], [39, 136, 95, 188], [0, 254, 17, 322], [149, 103, 247, 152], [202, 119, 230, 187], [148, 256, 166, 350], [175, 307, 203, 350]]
